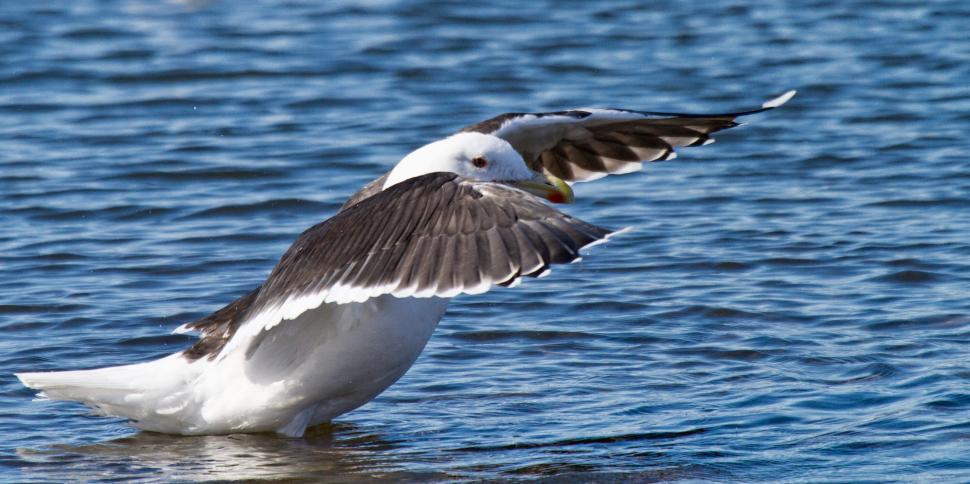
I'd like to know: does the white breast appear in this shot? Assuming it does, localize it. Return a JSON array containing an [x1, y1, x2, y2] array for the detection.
[[165, 295, 449, 436]]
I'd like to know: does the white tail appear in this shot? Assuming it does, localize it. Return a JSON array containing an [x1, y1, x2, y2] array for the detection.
[[16, 354, 202, 433]]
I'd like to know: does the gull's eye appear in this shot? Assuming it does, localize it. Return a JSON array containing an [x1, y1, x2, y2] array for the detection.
[[471, 156, 488, 168]]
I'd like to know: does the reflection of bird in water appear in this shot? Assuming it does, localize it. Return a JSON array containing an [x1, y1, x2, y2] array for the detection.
[[16, 91, 795, 436], [16, 423, 438, 482]]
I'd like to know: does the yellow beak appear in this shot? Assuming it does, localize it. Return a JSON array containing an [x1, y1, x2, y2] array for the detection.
[[513, 172, 574, 204]]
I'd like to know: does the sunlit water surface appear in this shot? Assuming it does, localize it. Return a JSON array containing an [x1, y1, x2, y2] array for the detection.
[[1, 0, 968, 481]]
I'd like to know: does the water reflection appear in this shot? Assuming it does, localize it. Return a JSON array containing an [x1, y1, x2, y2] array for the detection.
[[18, 424, 446, 481], [15, 421, 715, 481]]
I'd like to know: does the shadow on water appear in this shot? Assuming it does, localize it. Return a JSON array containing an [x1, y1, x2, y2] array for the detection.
[[15, 423, 447, 482]]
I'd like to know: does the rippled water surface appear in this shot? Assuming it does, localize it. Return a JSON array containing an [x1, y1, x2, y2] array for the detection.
[[2, 0, 969, 481]]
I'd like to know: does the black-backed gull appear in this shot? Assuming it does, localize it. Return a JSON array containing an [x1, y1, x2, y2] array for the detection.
[[17, 90, 795, 437]]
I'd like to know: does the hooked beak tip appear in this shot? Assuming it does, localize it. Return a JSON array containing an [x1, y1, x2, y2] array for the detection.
[[513, 173, 574, 204]]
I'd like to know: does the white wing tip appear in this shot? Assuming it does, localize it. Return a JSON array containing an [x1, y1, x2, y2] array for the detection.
[[583, 226, 634, 251], [612, 161, 643, 175], [607, 225, 634, 240], [172, 323, 195, 335], [761, 90, 797, 109]]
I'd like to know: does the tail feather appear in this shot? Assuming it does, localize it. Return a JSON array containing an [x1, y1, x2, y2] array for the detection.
[[16, 354, 199, 429]]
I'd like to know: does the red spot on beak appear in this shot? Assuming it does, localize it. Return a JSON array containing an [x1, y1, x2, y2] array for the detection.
[[547, 191, 566, 204]]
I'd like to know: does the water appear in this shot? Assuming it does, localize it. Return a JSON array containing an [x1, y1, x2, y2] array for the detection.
[[1, 0, 968, 481]]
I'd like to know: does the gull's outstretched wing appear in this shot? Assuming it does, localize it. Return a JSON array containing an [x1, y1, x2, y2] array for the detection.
[[180, 172, 616, 360], [461, 90, 796, 182]]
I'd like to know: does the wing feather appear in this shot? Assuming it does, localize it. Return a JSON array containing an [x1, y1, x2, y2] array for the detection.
[[461, 91, 795, 182], [186, 173, 621, 360]]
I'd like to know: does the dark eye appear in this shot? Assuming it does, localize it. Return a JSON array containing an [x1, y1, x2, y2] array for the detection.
[[471, 156, 488, 168]]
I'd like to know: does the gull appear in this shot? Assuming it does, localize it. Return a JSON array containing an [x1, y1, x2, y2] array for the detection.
[[17, 90, 795, 437]]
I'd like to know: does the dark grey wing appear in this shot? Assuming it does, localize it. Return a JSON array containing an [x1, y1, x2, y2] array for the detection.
[[199, 172, 614, 357], [177, 288, 259, 360], [340, 172, 389, 211], [258, 171, 613, 305], [461, 91, 796, 182]]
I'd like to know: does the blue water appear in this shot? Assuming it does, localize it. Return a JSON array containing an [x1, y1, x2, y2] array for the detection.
[[2, 0, 968, 481]]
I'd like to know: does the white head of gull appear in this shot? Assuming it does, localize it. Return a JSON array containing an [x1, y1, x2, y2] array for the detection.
[[384, 131, 535, 188]]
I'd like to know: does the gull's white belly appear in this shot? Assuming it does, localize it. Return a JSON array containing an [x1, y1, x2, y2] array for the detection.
[[187, 295, 449, 435]]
